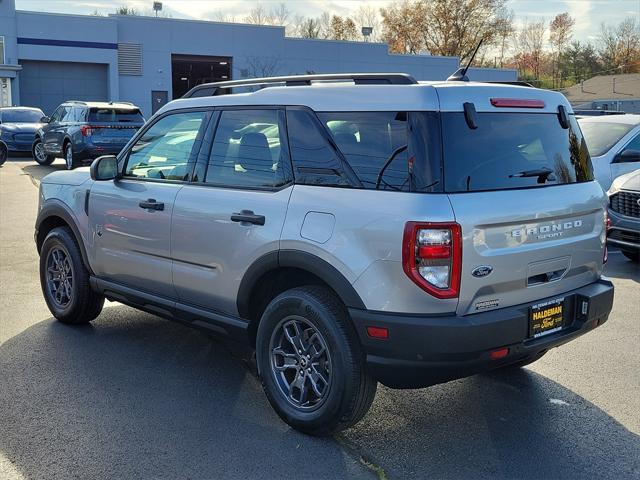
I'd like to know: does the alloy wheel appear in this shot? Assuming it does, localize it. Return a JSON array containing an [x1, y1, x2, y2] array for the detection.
[[46, 247, 73, 308], [269, 316, 332, 411], [34, 142, 47, 163], [65, 145, 73, 169]]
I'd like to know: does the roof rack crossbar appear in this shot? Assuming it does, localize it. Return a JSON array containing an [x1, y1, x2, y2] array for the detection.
[[182, 73, 418, 98]]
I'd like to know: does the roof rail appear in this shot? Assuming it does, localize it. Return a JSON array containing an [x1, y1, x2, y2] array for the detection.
[[488, 81, 535, 88], [182, 73, 418, 98]]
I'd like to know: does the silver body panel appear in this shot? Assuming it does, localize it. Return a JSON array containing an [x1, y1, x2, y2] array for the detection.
[[37, 79, 609, 320]]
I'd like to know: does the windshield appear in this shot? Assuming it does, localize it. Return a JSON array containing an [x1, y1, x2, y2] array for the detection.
[[88, 108, 144, 123], [442, 113, 593, 193], [578, 121, 636, 156], [1, 109, 44, 123]]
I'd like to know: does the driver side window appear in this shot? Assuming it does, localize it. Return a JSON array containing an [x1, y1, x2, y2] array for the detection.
[[125, 111, 207, 181]]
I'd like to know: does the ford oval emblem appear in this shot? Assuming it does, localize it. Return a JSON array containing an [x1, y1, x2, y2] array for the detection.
[[472, 265, 493, 278]]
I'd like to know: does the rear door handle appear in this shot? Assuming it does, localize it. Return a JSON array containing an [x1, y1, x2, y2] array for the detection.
[[139, 199, 164, 211], [231, 210, 265, 226]]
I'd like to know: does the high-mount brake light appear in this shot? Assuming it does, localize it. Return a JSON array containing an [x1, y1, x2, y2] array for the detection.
[[402, 222, 462, 299], [490, 98, 545, 108]]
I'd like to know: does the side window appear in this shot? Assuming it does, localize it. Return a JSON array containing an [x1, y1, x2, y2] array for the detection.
[[286, 108, 351, 187], [318, 111, 409, 191], [204, 109, 291, 188], [125, 111, 207, 181], [618, 133, 640, 162], [50, 107, 65, 123]]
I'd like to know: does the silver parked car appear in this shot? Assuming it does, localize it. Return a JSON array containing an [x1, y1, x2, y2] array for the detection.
[[607, 169, 640, 262], [35, 73, 614, 435], [578, 114, 640, 191]]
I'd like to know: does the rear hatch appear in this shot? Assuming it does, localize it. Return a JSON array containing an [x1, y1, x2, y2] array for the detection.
[[87, 106, 145, 147], [437, 87, 607, 315]]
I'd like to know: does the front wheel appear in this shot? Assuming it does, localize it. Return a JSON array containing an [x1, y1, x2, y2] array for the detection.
[[621, 249, 640, 263], [39, 226, 104, 324], [0, 143, 7, 166], [32, 138, 55, 165], [256, 286, 377, 436]]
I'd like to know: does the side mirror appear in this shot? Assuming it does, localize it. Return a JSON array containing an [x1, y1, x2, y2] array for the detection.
[[40, 116, 51, 123], [613, 149, 640, 164], [90, 155, 119, 181]]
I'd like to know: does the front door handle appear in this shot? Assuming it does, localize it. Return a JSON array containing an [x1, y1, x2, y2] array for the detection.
[[139, 199, 164, 211], [231, 210, 265, 226]]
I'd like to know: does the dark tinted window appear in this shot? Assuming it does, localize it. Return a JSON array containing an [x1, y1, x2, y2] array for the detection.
[[89, 108, 144, 123], [286, 109, 352, 187], [205, 109, 291, 188], [298, 111, 441, 192], [0, 108, 44, 123], [442, 113, 593, 192]]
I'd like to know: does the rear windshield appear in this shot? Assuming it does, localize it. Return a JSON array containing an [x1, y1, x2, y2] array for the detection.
[[316, 112, 442, 192], [578, 121, 635, 157], [88, 108, 144, 123], [442, 113, 593, 193]]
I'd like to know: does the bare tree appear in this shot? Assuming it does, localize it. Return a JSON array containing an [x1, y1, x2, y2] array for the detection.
[[244, 4, 270, 25], [517, 19, 547, 80], [354, 5, 381, 41], [494, 8, 515, 67], [243, 55, 283, 78], [549, 12, 575, 87], [616, 17, 640, 73]]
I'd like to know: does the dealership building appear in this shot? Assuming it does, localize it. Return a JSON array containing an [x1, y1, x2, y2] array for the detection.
[[1, 0, 517, 117]]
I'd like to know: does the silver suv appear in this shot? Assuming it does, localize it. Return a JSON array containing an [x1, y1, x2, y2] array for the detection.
[[35, 73, 614, 436]]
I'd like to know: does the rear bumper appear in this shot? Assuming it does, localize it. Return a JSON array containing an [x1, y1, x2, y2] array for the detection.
[[607, 208, 640, 250], [349, 279, 614, 388], [74, 145, 126, 162]]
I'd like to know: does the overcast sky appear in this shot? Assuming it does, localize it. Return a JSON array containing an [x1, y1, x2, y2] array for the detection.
[[14, 0, 640, 43]]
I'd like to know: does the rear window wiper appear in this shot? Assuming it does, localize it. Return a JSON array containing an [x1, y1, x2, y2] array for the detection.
[[375, 145, 408, 190], [509, 168, 556, 184]]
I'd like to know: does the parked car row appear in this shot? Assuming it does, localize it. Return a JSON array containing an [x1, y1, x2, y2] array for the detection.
[[0, 101, 144, 168]]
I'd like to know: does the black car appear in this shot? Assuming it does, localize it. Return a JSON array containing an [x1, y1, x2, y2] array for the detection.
[[32, 101, 145, 169], [0, 106, 45, 165]]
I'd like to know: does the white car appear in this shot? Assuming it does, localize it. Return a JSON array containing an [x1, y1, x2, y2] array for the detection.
[[579, 114, 640, 191]]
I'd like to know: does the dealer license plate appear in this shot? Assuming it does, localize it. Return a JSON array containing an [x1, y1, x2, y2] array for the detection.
[[529, 297, 565, 338]]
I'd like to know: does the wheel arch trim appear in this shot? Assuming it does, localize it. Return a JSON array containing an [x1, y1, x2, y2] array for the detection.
[[36, 200, 94, 275], [236, 249, 366, 319]]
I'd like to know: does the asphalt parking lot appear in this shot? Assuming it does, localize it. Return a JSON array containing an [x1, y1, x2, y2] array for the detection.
[[1, 156, 639, 480]]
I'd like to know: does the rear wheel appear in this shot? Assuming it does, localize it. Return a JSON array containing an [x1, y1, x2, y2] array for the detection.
[[620, 249, 640, 263], [0, 143, 7, 166], [39, 226, 104, 324], [64, 142, 77, 170], [32, 138, 55, 165], [256, 286, 377, 436]]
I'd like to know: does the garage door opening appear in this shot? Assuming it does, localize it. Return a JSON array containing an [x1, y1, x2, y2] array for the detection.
[[172, 54, 231, 99]]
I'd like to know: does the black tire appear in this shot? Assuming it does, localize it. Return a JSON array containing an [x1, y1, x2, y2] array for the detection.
[[64, 142, 77, 170], [501, 351, 547, 370], [39, 226, 104, 324], [32, 138, 55, 165], [0, 143, 7, 166], [256, 286, 377, 436], [620, 249, 640, 263]]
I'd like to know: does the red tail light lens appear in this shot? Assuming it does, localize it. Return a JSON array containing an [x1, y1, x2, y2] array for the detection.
[[81, 125, 93, 136], [402, 222, 462, 299]]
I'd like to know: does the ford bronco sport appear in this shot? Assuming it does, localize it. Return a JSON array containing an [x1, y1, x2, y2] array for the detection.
[[35, 73, 614, 436]]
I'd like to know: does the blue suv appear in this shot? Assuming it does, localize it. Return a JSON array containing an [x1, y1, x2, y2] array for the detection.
[[33, 101, 145, 169]]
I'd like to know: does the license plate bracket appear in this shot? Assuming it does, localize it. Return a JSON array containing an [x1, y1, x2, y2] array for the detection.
[[529, 297, 566, 338]]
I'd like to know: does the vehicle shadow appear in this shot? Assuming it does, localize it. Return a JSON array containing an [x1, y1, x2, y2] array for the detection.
[[604, 249, 639, 283], [342, 368, 640, 479], [17, 158, 66, 183], [0, 307, 372, 480]]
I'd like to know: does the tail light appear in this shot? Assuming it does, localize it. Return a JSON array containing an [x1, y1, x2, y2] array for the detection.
[[490, 98, 545, 108], [81, 125, 93, 136], [402, 222, 462, 299]]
